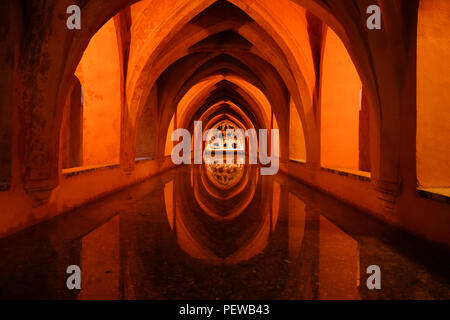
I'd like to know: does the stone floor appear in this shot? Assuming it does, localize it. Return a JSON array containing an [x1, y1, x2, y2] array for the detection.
[[0, 165, 449, 300]]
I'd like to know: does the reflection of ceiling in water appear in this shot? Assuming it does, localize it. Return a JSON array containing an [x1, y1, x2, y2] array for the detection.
[[163, 164, 278, 264], [196, 164, 257, 221], [205, 162, 244, 187]]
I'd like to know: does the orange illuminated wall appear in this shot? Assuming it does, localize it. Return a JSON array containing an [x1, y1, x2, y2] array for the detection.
[[75, 18, 121, 167], [417, 0, 450, 188], [320, 27, 362, 171], [289, 99, 306, 162]]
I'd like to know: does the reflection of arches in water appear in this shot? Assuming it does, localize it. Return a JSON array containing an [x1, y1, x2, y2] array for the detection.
[[0, 166, 363, 299], [162, 166, 281, 264], [204, 162, 245, 188], [160, 168, 359, 298], [164, 180, 175, 230], [195, 164, 257, 220]]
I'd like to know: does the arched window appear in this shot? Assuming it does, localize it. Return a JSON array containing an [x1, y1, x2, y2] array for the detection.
[[320, 27, 370, 174], [73, 18, 122, 167]]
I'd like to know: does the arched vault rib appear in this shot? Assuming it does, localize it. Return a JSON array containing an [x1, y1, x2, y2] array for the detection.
[[155, 52, 289, 132], [201, 104, 255, 133], [156, 77, 271, 158]]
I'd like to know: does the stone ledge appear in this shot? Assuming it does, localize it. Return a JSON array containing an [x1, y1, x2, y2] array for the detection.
[[417, 188, 450, 204], [321, 166, 371, 182], [62, 164, 120, 179], [135, 157, 153, 163], [290, 159, 306, 165]]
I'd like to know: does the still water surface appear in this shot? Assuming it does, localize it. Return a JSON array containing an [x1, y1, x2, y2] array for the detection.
[[0, 164, 449, 299]]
